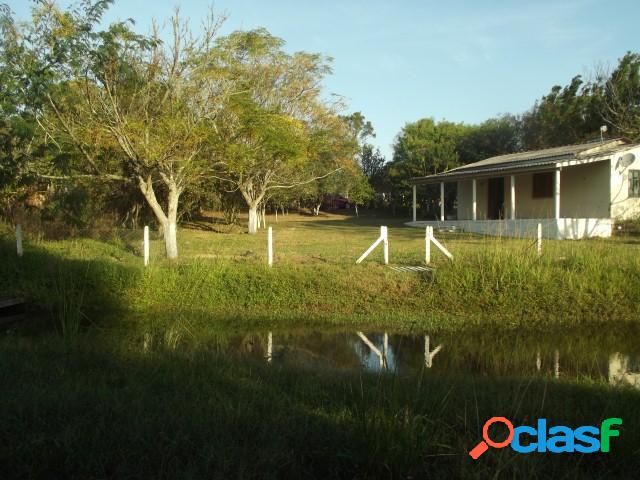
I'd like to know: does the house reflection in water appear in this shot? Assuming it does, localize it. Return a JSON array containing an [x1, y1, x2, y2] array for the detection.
[[609, 353, 640, 388]]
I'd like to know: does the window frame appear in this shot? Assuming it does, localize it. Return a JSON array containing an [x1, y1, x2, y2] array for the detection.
[[630, 170, 640, 198], [532, 172, 554, 199]]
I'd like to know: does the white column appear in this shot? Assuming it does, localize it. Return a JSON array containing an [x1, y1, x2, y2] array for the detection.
[[412, 185, 417, 222], [471, 179, 477, 221], [554, 168, 561, 220], [440, 182, 445, 221], [510, 175, 516, 220]]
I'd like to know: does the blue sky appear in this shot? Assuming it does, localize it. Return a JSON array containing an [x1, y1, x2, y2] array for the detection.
[[8, 0, 640, 159]]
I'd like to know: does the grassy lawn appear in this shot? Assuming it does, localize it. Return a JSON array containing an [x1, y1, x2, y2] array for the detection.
[[2, 211, 639, 331], [1, 212, 640, 478]]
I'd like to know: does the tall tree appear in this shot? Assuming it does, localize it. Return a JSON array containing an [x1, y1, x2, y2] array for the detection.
[[596, 52, 640, 142], [211, 29, 351, 233], [21, 3, 228, 259], [520, 75, 602, 149]]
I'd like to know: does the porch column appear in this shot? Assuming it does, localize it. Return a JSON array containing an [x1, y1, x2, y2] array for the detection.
[[412, 185, 417, 222], [554, 168, 561, 219], [472, 179, 477, 221], [510, 175, 516, 220], [440, 182, 445, 221]]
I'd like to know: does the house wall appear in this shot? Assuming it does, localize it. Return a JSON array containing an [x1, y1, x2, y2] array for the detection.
[[455, 162, 612, 220], [560, 161, 610, 218], [610, 145, 640, 220]]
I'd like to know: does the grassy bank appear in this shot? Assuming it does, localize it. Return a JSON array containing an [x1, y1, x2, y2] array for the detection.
[[1, 212, 639, 331], [1, 214, 639, 478], [1, 335, 638, 479]]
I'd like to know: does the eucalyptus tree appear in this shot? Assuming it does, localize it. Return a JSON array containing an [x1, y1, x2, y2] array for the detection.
[[19, 2, 228, 259], [210, 29, 352, 233]]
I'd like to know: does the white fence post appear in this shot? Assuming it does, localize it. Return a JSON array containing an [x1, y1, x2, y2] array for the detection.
[[425, 226, 432, 264], [356, 226, 388, 264], [382, 226, 389, 265], [428, 228, 453, 261], [267, 226, 273, 266], [16, 224, 23, 257], [143, 226, 150, 266], [537, 223, 542, 257]]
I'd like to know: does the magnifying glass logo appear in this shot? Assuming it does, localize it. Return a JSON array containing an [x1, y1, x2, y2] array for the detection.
[[469, 417, 514, 460]]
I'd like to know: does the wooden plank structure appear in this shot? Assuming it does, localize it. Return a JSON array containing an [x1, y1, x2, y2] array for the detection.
[[388, 265, 432, 273], [0, 296, 26, 326]]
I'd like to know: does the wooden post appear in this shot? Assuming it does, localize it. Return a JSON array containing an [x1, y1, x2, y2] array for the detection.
[[267, 226, 273, 266], [16, 224, 23, 257], [143, 225, 149, 266], [382, 226, 389, 265], [412, 185, 417, 222], [425, 226, 432, 264], [275, 208, 278, 223], [537, 223, 542, 256], [440, 182, 445, 221], [424, 334, 443, 368], [472, 179, 477, 221], [510, 175, 516, 220]]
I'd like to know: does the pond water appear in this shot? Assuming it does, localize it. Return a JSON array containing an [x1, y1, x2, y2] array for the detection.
[[162, 327, 640, 389]]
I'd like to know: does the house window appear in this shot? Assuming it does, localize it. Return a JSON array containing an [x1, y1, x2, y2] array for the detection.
[[532, 172, 553, 198], [631, 170, 640, 197]]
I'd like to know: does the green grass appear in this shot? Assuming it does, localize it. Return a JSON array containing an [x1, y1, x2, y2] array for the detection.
[[1, 212, 640, 478], [0, 335, 638, 479], [2, 211, 640, 332]]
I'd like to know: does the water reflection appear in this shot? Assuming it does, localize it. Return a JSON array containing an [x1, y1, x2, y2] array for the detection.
[[145, 328, 640, 390]]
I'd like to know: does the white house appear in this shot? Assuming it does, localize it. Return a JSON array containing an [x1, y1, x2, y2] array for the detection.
[[407, 139, 640, 239]]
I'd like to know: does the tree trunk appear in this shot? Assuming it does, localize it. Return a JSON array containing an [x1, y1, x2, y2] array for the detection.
[[165, 185, 180, 260], [248, 203, 259, 234], [138, 175, 180, 260], [355, 203, 359, 217]]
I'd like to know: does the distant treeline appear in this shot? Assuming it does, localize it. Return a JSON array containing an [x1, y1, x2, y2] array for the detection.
[[366, 51, 640, 212]]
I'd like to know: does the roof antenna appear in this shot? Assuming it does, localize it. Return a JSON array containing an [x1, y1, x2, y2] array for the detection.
[[600, 125, 607, 143]]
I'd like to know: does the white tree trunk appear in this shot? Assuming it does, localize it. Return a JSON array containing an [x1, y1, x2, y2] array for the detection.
[[355, 203, 359, 217], [164, 184, 180, 260], [248, 204, 259, 234], [138, 175, 180, 260]]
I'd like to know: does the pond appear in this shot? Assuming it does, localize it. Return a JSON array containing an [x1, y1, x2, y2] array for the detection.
[[144, 325, 640, 389]]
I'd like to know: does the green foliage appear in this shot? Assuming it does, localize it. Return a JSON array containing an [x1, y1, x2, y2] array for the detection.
[[599, 51, 640, 141]]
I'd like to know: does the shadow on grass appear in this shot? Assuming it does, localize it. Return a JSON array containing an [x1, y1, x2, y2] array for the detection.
[[0, 236, 141, 334], [0, 335, 638, 479]]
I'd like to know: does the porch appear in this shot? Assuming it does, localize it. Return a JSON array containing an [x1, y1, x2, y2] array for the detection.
[[405, 218, 613, 240], [408, 159, 613, 239]]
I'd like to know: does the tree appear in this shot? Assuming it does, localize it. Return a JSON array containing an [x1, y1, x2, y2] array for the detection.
[[520, 75, 602, 149], [210, 29, 351, 233], [359, 144, 385, 179], [21, 3, 228, 259], [596, 52, 640, 142], [456, 115, 520, 164]]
